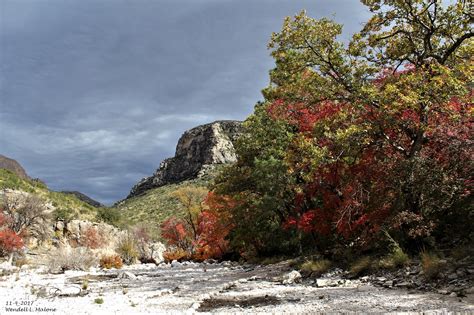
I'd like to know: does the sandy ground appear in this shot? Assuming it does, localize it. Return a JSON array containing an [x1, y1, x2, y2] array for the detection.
[[0, 261, 472, 314]]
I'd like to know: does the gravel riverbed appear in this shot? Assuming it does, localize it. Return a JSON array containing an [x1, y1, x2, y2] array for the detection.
[[0, 261, 472, 314]]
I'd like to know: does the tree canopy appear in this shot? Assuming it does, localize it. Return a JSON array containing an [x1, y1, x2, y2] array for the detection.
[[210, 0, 473, 257]]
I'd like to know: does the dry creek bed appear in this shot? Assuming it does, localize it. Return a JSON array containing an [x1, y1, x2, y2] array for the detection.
[[0, 261, 473, 314]]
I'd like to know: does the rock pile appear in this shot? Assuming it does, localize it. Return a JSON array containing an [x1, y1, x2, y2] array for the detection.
[[359, 259, 474, 297]]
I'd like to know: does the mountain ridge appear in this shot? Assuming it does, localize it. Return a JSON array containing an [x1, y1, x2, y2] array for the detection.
[[126, 120, 243, 199], [0, 154, 29, 179]]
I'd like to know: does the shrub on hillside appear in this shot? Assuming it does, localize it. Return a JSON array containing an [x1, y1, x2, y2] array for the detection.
[[52, 208, 77, 222], [99, 255, 123, 269], [47, 246, 97, 272], [160, 208, 231, 261], [0, 228, 24, 257], [1, 193, 51, 241], [163, 248, 190, 262]]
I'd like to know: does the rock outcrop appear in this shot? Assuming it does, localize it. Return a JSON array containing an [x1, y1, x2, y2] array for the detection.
[[52, 219, 166, 264], [0, 154, 29, 179], [127, 120, 243, 198], [60, 191, 104, 208]]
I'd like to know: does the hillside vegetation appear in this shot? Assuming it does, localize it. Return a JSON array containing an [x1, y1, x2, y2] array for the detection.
[[114, 167, 225, 238], [116, 180, 206, 224], [0, 169, 99, 221]]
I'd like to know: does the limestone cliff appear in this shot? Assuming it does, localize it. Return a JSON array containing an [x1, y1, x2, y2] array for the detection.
[[0, 154, 29, 179], [127, 120, 242, 198]]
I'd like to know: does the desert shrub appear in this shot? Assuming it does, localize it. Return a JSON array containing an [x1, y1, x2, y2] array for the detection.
[[99, 255, 123, 269], [94, 298, 104, 304], [52, 208, 77, 222], [0, 229, 24, 257], [48, 246, 97, 272], [160, 217, 192, 252], [82, 279, 89, 290], [116, 234, 139, 265], [1, 193, 51, 241], [421, 251, 444, 279], [300, 259, 331, 275], [160, 209, 231, 261], [349, 256, 373, 276], [163, 248, 190, 262], [80, 227, 104, 249]]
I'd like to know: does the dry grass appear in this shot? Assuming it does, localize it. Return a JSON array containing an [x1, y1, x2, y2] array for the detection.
[[47, 246, 97, 272], [300, 259, 331, 275], [349, 256, 372, 276], [81, 279, 89, 290], [116, 234, 139, 265], [378, 247, 410, 269], [99, 255, 123, 269], [163, 248, 190, 262], [421, 251, 444, 279]]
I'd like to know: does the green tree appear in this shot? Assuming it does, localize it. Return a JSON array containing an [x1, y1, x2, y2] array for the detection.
[[171, 186, 208, 241], [214, 0, 473, 256], [213, 103, 301, 256]]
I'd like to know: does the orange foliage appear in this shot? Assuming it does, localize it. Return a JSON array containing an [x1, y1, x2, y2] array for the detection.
[[163, 248, 190, 262], [160, 196, 233, 261], [99, 255, 123, 269], [0, 229, 24, 256]]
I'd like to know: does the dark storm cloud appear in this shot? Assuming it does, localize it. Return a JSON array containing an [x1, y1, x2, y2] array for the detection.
[[0, 0, 369, 204]]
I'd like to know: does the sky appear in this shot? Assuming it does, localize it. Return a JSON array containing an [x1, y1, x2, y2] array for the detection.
[[0, 0, 370, 205]]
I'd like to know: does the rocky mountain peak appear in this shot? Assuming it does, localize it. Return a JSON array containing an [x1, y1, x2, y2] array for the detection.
[[0, 154, 29, 179], [127, 120, 243, 198]]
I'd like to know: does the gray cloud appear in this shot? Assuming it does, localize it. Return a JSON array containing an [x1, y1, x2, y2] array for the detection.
[[0, 0, 369, 204]]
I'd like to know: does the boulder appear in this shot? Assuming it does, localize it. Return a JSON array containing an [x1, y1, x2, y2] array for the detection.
[[118, 271, 137, 280], [141, 242, 166, 264], [281, 270, 302, 284], [171, 260, 181, 267]]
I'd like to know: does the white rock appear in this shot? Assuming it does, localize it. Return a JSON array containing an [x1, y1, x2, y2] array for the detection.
[[118, 271, 137, 280], [316, 279, 340, 287], [171, 260, 181, 267], [282, 270, 302, 284], [59, 286, 82, 296]]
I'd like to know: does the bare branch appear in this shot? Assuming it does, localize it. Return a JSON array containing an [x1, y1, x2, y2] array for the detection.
[[441, 32, 474, 64]]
